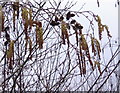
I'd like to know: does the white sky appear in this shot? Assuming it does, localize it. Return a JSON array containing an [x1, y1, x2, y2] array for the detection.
[[72, 0, 118, 39]]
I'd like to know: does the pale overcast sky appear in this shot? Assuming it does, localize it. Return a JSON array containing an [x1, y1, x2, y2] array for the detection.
[[70, 0, 118, 40]]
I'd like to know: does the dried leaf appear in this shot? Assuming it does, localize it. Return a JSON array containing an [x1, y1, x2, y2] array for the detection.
[[50, 20, 59, 26], [70, 20, 76, 24], [71, 14, 75, 17], [66, 12, 75, 20], [75, 22, 83, 30], [4, 41, 8, 46], [66, 11, 71, 20]]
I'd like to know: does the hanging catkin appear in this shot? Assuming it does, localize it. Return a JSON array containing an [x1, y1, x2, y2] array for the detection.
[[36, 25, 43, 49], [7, 40, 14, 69]]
